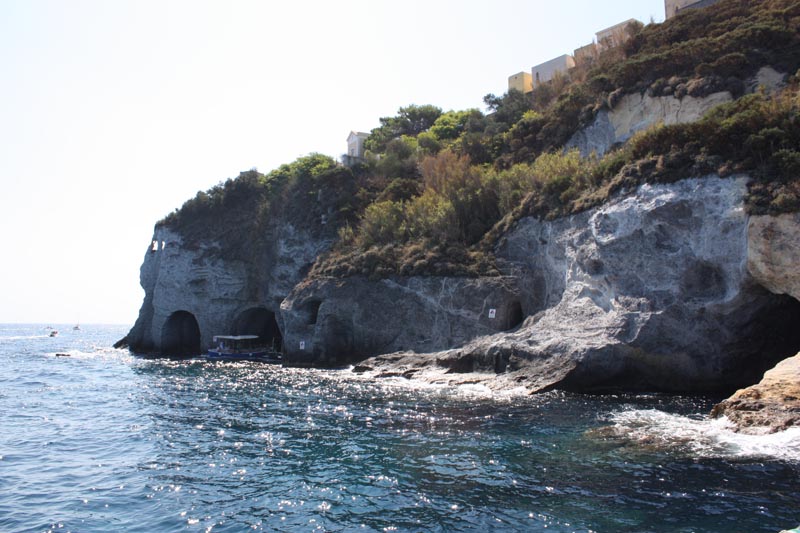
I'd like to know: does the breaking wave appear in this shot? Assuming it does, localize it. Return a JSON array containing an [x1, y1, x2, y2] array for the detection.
[[604, 408, 800, 462]]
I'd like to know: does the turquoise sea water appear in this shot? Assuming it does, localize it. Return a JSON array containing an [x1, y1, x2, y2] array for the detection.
[[1, 324, 798, 532]]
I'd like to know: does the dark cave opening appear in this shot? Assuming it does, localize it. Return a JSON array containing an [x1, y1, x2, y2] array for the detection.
[[300, 300, 322, 325], [504, 301, 525, 331], [161, 310, 202, 356], [233, 307, 283, 352], [737, 293, 800, 386]]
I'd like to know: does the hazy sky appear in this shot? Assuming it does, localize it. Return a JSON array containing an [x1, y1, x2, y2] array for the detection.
[[0, 0, 665, 325]]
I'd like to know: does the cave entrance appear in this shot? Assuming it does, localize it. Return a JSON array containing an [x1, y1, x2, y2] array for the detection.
[[504, 301, 525, 331], [233, 307, 283, 352], [743, 294, 800, 380], [161, 311, 201, 356]]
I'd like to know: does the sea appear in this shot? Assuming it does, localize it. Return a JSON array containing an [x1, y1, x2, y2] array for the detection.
[[1, 324, 798, 533]]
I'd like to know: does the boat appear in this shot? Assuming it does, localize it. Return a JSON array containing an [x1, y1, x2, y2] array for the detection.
[[73, 324, 80, 331], [49, 330, 58, 337], [206, 335, 282, 363]]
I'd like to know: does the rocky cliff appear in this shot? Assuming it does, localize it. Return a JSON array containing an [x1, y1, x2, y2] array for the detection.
[[566, 91, 733, 157], [122, 79, 800, 402], [348, 176, 800, 393], [565, 67, 786, 157], [123, 219, 334, 355], [280, 275, 523, 367]]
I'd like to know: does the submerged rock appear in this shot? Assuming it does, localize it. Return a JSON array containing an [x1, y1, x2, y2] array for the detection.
[[711, 353, 800, 434]]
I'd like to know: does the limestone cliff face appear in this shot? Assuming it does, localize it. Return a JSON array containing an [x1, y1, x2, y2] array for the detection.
[[354, 176, 800, 392], [747, 213, 800, 302], [496, 176, 799, 391], [280, 276, 522, 367], [566, 91, 733, 157], [566, 67, 787, 158], [125, 228, 249, 353], [124, 174, 800, 396], [124, 221, 333, 354], [123, 65, 800, 395]]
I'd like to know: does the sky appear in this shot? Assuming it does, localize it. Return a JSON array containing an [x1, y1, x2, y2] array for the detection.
[[0, 0, 666, 325]]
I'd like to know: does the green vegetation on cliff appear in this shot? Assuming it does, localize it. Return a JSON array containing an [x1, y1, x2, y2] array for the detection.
[[161, 0, 800, 278], [158, 154, 361, 260]]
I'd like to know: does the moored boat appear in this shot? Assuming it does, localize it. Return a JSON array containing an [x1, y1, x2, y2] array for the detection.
[[206, 335, 282, 363]]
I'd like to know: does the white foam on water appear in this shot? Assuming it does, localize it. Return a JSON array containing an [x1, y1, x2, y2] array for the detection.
[[341, 366, 531, 400], [46, 346, 133, 361], [607, 408, 800, 462]]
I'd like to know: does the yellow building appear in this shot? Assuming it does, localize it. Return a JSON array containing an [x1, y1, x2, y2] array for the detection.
[[508, 71, 533, 94]]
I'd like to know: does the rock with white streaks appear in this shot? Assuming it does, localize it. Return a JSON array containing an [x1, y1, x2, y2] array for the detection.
[[350, 176, 800, 392]]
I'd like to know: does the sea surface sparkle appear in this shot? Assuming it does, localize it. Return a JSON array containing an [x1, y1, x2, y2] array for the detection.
[[1, 324, 798, 532]]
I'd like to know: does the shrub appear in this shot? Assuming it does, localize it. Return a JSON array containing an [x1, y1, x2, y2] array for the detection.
[[358, 201, 406, 248], [403, 191, 458, 243]]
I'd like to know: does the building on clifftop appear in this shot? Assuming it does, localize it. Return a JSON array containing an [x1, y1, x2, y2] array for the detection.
[[531, 54, 576, 88], [573, 42, 599, 67], [595, 18, 639, 51], [665, 0, 720, 19], [508, 71, 533, 94], [343, 131, 369, 167]]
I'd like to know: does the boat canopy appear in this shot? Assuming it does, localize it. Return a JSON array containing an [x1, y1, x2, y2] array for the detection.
[[213, 335, 260, 342]]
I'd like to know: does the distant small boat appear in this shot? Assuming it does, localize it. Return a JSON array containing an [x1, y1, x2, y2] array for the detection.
[[73, 325, 80, 331], [49, 330, 58, 337], [206, 335, 282, 364]]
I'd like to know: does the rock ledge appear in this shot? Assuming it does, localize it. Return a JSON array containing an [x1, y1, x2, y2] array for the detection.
[[711, 353, 800, 434]]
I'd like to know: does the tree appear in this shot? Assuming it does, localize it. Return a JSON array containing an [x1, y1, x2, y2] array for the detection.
[[374, 136, 421, 180], [365, 104, 443, 152], [483, 89, 531, 127], [429, 109, 483, 141]]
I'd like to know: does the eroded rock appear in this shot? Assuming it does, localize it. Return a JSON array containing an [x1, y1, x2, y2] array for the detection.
[[281, 276, 523, 367], [748, 212, 800, 301], [354, 176, 800, 393], [711, 353, 800, 434], [566, 91, 733, 157]]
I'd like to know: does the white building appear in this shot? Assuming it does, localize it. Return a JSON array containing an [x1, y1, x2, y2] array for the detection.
[[346, 131, 369, 159], [531, 54, 576, 87], [595, 18, 639, 51]]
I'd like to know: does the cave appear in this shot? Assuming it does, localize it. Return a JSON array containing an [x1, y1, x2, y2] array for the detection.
[[736, 293, 800, 384], [302, 300, 322, 325], [161, 311, 201, 356], [233, 307, 283, 352], [504, 301, 525, 331]]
